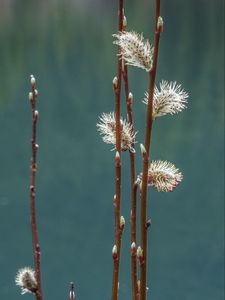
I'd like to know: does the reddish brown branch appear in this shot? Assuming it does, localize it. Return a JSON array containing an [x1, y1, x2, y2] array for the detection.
[[115, 0, 123, 154], [111, 1, 124, 299], [112, 152, 124, 300], [121, 13, 138, 299], [29, 76, 43, 300], [123, 61, 138, 300], [139, 1, 162, 299]]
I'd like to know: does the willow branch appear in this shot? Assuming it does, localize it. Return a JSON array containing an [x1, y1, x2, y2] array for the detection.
[[29, 75, 43, 300], [111, 1, 124, 300], [122, 41, 138, 300], [122, 61, 137, 245], [112, 153, 124, 300], [139, 1, 162, 299]]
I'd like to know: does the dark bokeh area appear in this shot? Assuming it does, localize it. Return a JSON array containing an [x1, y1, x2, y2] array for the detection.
[[0, 0, 224, 299]]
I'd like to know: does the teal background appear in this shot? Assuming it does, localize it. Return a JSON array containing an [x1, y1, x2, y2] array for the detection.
[[0, 0, 224, 299]]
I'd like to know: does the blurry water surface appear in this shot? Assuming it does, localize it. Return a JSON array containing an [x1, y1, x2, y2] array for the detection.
[[0, 1, 224, 299]]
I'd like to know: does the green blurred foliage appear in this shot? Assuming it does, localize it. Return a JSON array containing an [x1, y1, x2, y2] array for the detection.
[[0, 0, 224, 299]]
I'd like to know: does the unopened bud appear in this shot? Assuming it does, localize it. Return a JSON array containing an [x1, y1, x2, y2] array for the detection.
[[115, 151, 121, 165], [127, 92, 133, 105], [112, 245, 118, 259], [34, 89, 38, 96], [128, 92, 133, 101], [140, 144, 146, 155], [69, 282, 75, 300], [131, 242, 136, 250], [137, 280, 140, 292], [131, 242, 136, 256], [28, 92, 33, 101], [136, 177, 142, 186], [146, 218, 152, 228], [70, 291, 75, 299], [122, 59, 125, 72], [35, 144, 39, 149], [30, 75, 36, 86], [34, 110, 39, 118], [123, 15, 127, 28], [120, 216, 125, 228], [113, 194, 117, 206], [157, 16, 164, 32], [136, 176, 142, 190], [112, 76, 118, 89], [137, 246, 143, 258]]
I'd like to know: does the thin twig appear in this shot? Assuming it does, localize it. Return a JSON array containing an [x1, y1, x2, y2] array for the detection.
[[139, 1, 162, 299], [112, 153, 124, 300], [111, 1, 124, 299], [122, 32, 138, 299], [29, 75, 43, 300]]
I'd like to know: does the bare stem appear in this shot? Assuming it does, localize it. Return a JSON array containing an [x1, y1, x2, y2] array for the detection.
[[29, 76, 43, 300], [122, 58, 138, 300], [112, 153, 124, 299], [139, 1, 162, 299], [111, 1, 123, 300]]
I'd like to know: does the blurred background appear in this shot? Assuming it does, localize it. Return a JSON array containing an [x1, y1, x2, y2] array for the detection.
[[0, 0, 224, 299]]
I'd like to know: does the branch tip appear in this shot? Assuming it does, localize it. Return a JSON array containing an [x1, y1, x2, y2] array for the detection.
[[69, 282, 75, 300], [30, 76, 36, 86]]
